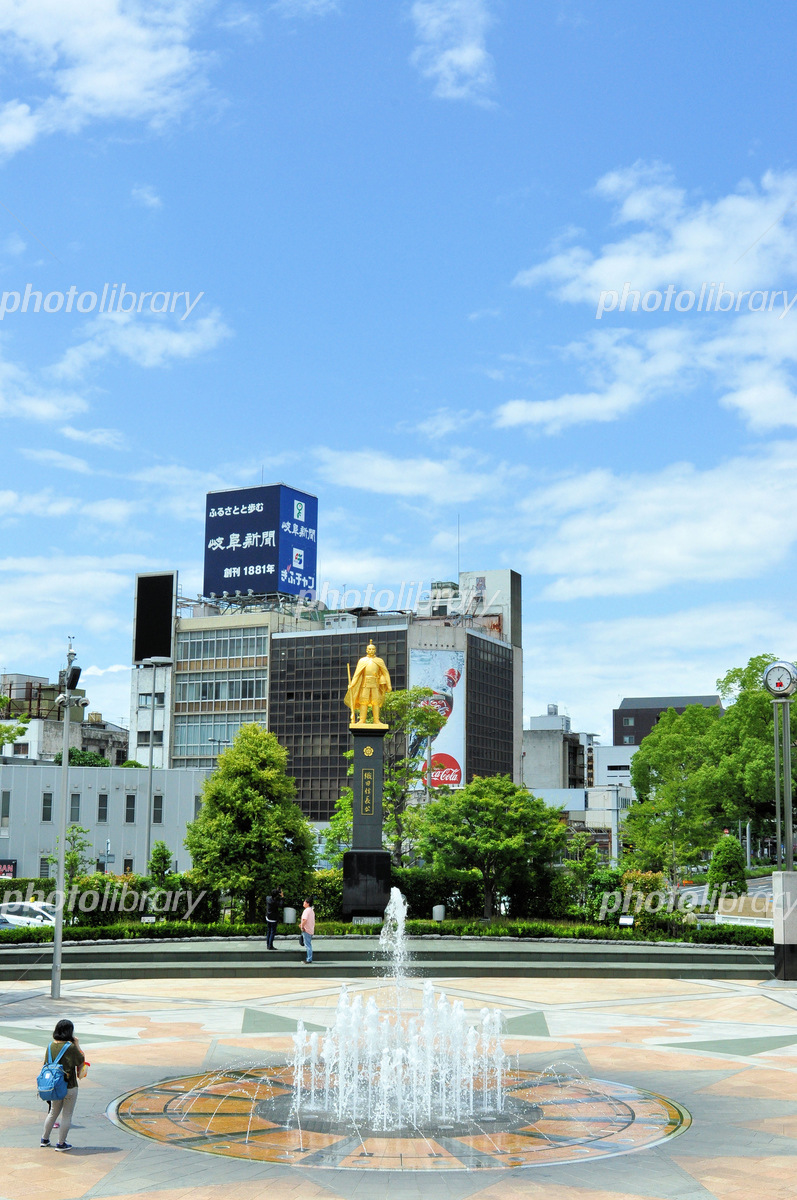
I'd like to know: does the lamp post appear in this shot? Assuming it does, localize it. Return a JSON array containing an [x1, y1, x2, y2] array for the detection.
[[51, 643, 89, 1001], [208, 737, 230, 759], [141, 656, 172, 873]]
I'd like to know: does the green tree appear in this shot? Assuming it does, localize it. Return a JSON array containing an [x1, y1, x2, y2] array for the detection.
[[706, 833, 748, 895], [48, 824, 93, 889], [184, 723, 315, 922], [325, 687, 448, 866], [53, 747, 110, 766], [119, 759, 145, 768], [148, 840, 173, 887], [562, 830, 600, 908], [417, 775, 567, 918], [0, 697, 30, 752], [322, 785, 353, 867], [381, 687, 448, 864]]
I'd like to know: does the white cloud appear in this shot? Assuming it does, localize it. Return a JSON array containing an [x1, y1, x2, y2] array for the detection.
[[21, 448, 92, 474], [0, 0, 210, 158], [2, 232, 26, 255], [53, 310, 231, 379], [61, 425, 125, 449], [0, 357, 87, 422], [315, 445, 518, 505], [410, 0, 495, 104], [131, 183, 162, 209], [515, 163, 797, 301], [410, 406, 485, 439], [520, 441, 797, 599]]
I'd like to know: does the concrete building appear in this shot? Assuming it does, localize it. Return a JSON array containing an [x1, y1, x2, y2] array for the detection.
[[0, 763, 208, 879], [521, 704, 585, 791], [613, 695, 723, 745], [129, 568, 523, 824], [530, 785, 634, 866], [591, 743, 637, 788], [1, 673, 128, 765]]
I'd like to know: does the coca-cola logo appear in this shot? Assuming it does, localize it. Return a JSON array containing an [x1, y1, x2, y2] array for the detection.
[[422, 693, 452, 720], [424, 753, 462, 787]]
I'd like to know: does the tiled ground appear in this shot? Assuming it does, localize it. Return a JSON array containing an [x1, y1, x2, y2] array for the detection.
[[1, 971, 797, 1199]]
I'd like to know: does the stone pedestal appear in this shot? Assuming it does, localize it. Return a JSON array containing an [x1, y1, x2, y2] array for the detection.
[[342, 725, 390, 920], [773, 872, 797, 980]]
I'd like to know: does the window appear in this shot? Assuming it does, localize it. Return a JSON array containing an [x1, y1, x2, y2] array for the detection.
[[13, 743, 28, 756], [1, 790, 11, 829], [115, 750, 126, 765], [138, 692, 151, 708], [194, 795, 202, 818], [137, 730, 150, 746], [153, 795, 163, 824], [97, 794, 108, 823], [154, 692, 165, 707], [125, 794, 136, 823], [123, 857, 133, 874], [152, 731, 163, 746], [39, 856, 50, 878], [622, 717, 635, 727], [41, 792, 53, 822], [622, 735, 635, 745], [70, 793, 80, 823], [96, 859, 105, 874]]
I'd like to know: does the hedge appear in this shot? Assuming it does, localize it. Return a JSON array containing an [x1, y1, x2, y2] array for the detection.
[[0, 917, 773, 948]]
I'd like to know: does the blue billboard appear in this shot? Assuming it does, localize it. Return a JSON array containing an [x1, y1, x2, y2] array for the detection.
[[203, 483, 318, 598]]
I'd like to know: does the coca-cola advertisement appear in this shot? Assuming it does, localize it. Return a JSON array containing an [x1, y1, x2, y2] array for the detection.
[[409, 649, 465, 788]]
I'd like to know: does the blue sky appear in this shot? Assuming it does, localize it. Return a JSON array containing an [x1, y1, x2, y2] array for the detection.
[[1, 0, 797, 740]]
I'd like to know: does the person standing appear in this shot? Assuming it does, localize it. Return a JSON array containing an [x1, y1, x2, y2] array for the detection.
[[41, 1019, 85, 1151], [300, 898, 315, 964], [265, 888, 283, 950]]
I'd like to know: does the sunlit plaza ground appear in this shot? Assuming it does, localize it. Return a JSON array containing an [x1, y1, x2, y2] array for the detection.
[[1, 969, 797, 1199]]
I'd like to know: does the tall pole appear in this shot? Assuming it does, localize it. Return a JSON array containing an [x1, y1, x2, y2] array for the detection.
[[51, 645, 74, 1000], [146, 663, 156, 872], [774, 700, 783, 868], [784, 700, 794, 872]]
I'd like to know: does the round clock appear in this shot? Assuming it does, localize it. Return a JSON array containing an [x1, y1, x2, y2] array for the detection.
[[764, 660, 797, 698]]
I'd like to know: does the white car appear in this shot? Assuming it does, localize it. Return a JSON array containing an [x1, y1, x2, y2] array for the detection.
[[0, 901, 56, 927]]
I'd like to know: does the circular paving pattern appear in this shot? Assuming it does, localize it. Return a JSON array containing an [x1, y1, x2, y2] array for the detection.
[[110, 1062, 691, 1171]]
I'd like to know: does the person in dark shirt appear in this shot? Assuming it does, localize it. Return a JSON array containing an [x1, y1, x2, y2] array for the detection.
[[265, 888, 283, 950], [41, 1018, 85, 1151]]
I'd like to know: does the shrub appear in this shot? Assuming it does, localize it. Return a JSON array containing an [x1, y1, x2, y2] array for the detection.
[[391, 866, 483, 919], [707, 835, 748, 895]]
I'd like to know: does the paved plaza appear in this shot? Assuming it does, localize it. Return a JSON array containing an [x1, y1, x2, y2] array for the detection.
[[2, 967, 797, 1199]]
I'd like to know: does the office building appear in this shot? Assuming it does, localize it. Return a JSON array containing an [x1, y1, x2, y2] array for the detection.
[[613, 695, 723, 746]]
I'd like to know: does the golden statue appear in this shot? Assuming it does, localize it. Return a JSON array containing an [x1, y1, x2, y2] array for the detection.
[[345, 641, 392, 727]]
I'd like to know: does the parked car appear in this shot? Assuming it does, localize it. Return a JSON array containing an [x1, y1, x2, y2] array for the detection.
[[0, 902, 56, 927]]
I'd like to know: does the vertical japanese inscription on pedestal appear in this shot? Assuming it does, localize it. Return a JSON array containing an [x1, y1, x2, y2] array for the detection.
[[361, 768, 375, 816]]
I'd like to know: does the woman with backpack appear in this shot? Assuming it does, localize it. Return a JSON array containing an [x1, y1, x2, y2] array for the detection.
[[40, 1019, 85, 1151]]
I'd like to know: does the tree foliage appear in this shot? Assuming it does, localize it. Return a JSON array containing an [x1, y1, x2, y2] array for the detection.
[[148, 840, 173, 887], [706, 834, 748, 894], [184, 723, 315, 921], [0, 698, 30, 752], [325, 687, 448, 866], [48, 824, 93, 889], [417, 775, 567, 918], [54, 747, 110, 767]]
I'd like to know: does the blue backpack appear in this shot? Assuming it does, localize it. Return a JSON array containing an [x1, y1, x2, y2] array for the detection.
[[37, 1043, 69, 1102]]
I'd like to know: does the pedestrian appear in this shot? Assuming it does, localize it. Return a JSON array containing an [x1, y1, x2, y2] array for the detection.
[[41, 1019, 85, 1151], [300, 897, 315, 964], [265, 888, 283, 950]]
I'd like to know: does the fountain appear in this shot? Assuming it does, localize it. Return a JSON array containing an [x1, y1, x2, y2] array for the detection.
[[291, 889, 506, 1133], [110, 888, 692, 1170]]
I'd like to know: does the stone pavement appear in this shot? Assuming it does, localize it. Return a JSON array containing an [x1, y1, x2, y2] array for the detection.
[[1, 969, 797, 1199]]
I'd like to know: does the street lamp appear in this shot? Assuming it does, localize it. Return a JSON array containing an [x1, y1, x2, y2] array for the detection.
[[208, 737, 230, 758], [141, 656, 172, 872], [51, 643, 90, 1001]]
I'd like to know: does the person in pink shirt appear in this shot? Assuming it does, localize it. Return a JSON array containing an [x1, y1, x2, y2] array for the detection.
[[300, 898, 315, 964]]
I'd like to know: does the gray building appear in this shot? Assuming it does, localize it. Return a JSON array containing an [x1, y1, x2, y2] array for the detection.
[[521, 704, 585, 790], [0, 763, 208, 879]]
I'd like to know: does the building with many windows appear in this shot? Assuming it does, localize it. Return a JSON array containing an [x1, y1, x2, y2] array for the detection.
[[0, 763, 208, 879], [613, 695, 723, 746], [129, 568, 523, 824]]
